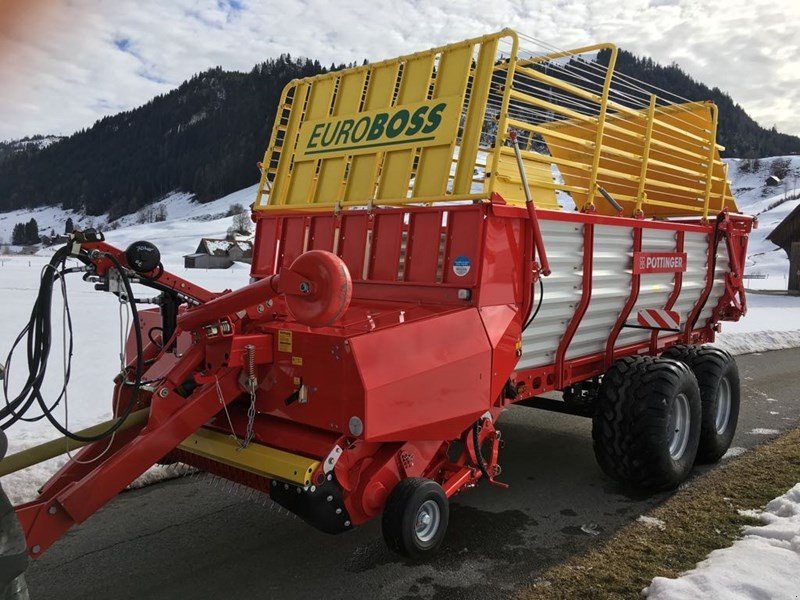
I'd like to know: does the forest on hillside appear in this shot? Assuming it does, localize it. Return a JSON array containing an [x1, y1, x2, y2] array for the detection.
[[0, 56, 329, 218]]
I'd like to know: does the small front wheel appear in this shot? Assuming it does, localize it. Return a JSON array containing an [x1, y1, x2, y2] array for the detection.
[[382, 478, 449, 559]]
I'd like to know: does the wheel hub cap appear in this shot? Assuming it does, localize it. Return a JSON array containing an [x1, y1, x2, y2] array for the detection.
[[415, 499, 440, 543], [667, 392, 691, 460]]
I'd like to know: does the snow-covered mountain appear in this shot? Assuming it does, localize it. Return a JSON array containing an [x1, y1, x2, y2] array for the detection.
[[0, 185, 257, 253], [0, 135, 64, 163]]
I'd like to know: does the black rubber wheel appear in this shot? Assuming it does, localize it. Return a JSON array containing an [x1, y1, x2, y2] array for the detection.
[[660, 344, 699, 365], [662, 345, 740, 464], [382, 478, 449, 559], [592, 355, 701, 491]]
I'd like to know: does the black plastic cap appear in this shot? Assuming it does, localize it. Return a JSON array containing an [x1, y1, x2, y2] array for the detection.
[[125, 241, 161, 273]]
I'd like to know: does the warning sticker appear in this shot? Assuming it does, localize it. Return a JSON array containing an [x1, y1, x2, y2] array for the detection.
[[278, 330, 293, 353], [291, 356, 303, 366], [452, 255, 471, 277]]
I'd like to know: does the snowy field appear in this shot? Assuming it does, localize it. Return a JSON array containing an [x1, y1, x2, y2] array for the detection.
[[2, 160, 800, 505], [715, 293, 800, 355], [646, 483, 800, 599]]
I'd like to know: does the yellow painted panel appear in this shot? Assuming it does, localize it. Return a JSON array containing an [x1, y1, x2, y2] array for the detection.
[[489, 151, 562, 209], [270, 83, 309, 206], [285, 78, 335, 205], [314, 70, 367, 203], [344, 63, 399, 202], [453, 38, 498, 194], [377, 54, 435, 200], [539, 102, 736, 216], [414, 44, 473, 198], [257, 30, 735, 219]]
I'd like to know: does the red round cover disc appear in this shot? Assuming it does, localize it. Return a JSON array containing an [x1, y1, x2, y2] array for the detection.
[[285, 250, 352, 327]]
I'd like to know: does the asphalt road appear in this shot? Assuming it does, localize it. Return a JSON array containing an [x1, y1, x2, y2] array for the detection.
[[25, 348, 800, 600]]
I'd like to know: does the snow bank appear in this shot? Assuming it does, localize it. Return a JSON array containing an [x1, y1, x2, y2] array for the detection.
[[713, 292, 800, 355], [714, 329, 800, 355], [645, 483, 800, 600]]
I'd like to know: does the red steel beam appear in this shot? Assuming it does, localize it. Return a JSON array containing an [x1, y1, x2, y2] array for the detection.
[[684, 218, 721, 343], [16, 368, 241, 557], [554, 223, 594, 389], [604, 227, 643, 369], [651, 230, 685, 353]]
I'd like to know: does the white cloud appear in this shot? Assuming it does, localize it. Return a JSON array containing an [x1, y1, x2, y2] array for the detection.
[[1, 0, 799, 141]]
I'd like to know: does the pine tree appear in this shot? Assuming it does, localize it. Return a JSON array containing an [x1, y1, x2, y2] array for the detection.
[[25, 218, 39, 244], [11, 223, 25, 245]]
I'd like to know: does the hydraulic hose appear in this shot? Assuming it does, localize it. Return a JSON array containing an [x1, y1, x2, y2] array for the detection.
[[1, 245, 144, 442], [472, 419, 492, 481]]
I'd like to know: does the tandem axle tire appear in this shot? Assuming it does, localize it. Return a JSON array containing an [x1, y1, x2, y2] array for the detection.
[[382, 478, 449, 559], [661, 345, 740, 463], [592, 356, 701, 491]]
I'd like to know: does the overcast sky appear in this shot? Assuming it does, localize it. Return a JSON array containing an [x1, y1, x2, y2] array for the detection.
[[1, 0, 798, 142]]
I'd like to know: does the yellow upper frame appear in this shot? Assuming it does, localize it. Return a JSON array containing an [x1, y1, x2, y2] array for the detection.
[[254, 29, 737, 218]]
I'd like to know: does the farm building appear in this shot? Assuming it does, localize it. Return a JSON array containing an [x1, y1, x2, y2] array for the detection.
[[766, 203, 800, 292], [184, 238, 253, 269]]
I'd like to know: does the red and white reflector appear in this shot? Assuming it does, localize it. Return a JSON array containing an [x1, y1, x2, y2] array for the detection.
[[636, 309, 681, 330]]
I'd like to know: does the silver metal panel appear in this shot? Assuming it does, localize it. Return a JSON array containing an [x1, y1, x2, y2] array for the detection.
[[521, 219, 730, 371], [518, 219, 584, 369], [567, 224, 632, 359], [698, 238, 730, 325], [655, 231, 727, 344]]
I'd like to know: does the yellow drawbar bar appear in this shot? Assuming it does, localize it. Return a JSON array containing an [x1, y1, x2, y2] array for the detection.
[[179, 428, 320, 487]]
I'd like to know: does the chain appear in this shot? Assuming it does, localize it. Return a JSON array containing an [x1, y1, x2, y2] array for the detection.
[[215, 376, 243, 448], [242, 344, 257, 447]]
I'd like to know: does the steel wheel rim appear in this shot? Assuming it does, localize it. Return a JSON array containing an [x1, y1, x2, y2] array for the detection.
[[415, 499, 440, 544], [668, 393, 691, 460], [715, 377, 732, 434]]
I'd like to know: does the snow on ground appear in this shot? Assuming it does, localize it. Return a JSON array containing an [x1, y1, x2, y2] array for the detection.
[[645, 483, 800, 600], [714, 292, 800, 355], [725, 156, 800, 290], [637, 516, 666, 531]]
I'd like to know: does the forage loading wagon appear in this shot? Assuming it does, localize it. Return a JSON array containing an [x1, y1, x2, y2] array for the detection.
[[2, 29, 752, 561]]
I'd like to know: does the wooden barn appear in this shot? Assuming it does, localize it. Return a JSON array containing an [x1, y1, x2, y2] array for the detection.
[[183, 238, 253, 269], [767, 204, 800, 291]]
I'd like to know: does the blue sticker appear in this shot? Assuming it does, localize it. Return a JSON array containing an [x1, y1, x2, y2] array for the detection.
[[453, 255, 471, 277]]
